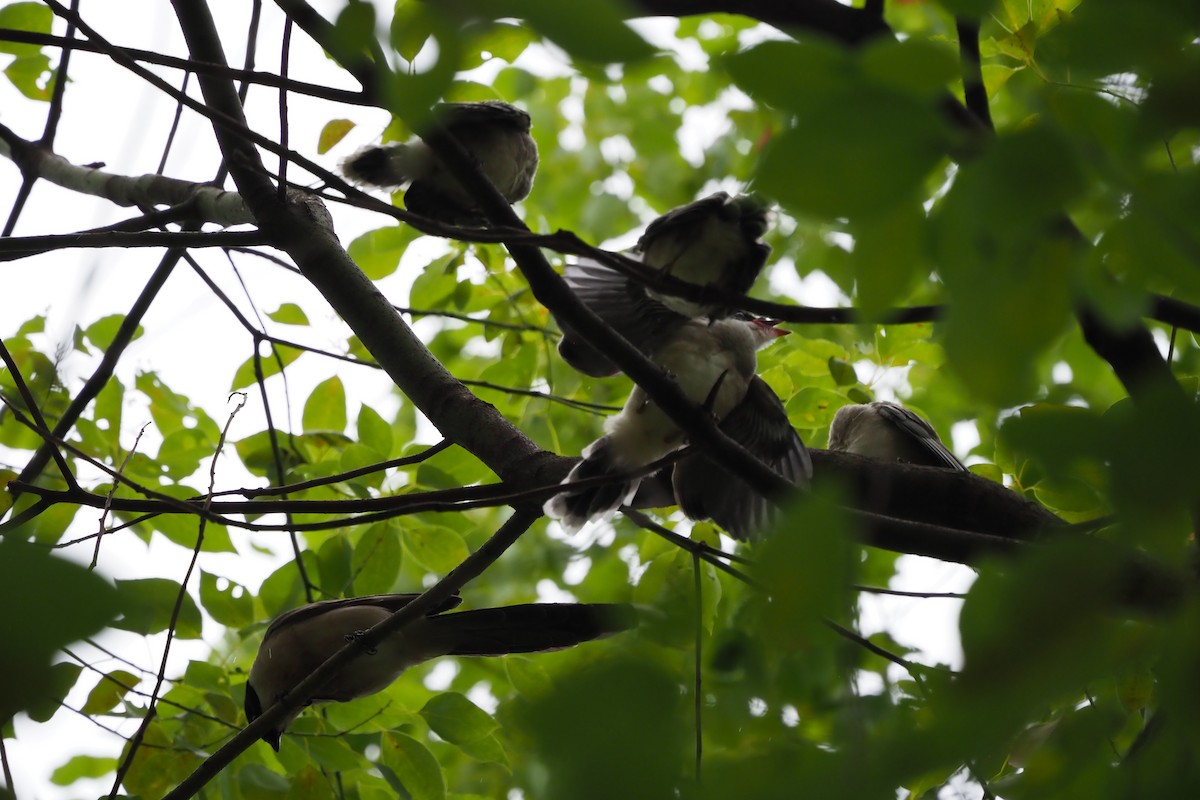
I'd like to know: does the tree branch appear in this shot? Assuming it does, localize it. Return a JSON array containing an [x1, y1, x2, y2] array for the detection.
[[628, 0, 889, 44]]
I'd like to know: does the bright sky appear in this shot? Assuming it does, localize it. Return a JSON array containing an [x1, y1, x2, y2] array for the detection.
[[0, 3, 972, 797]]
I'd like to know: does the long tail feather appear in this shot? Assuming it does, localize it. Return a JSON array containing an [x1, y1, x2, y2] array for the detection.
[[428, 603, 637, 656]]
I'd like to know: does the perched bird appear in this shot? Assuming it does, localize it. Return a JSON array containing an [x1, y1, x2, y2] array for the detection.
[[828, 400, 966, 471], [245, 594, 635, 751], [635, 191, 770, 319], [341, 100, 538, 224], [545, 314, 805, 535], [552, 193, 769, 376]]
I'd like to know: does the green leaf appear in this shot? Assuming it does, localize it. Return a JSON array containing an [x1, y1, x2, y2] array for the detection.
[[420, 692, 500, 746], [408, 253, 461, 310], [723, 40, 851, 111], [493, 0, 654, 64], [402, 525, 469, 574], [236, 763, 292, 794], [183, 659, 228, 693], [15, 314, 45, 335], [750, 489, 857, 653], [859, 38, 959, 97], [473, 21, 535, 63], [347, 225, 423, 281], [149, 513, 237, 555], [156, 426, 216, 480], [267, 303, 310, 326], [504, 656, 552, 697], [352, 522, 403, 595], [51, 754, 119, 786], [756, 90, 950, 219], [317, 119, 355, 155], [230, 344, 305, 391], [81, 670, 140, 714], [935, 125, 1084, 402], [827, 357, 858, 387], [357, 403, 393, 458], [23, 661, 82, 722], [84, 314, 141, 351], [4, 52, 52, 100], [0, 3, 52, 56], [305, 735, 367, 771], [136, 372, 220, 441], [113, 578, 203, 639], [199, 571, 255, 628], [515, 655, 686, 798], [0, 469, 15, 516], [94, 377, 125, 445], [633, 548, 721, 637], [849, 199, 929, 318], [303, 376, 348, 434], [380, 732, 445, 800], [0, 539, 117, 719], [390, 0, 437, 62]]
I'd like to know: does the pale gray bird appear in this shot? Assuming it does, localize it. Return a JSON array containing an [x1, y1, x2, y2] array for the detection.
[[545, 314, 802, 534], [635, 192, 771, 319], [827, 400, 966, 471], [341, 100, 538, 224], [244, 594, 634, 751]]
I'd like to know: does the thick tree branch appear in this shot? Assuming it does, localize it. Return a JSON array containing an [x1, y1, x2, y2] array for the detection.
[[1078, 306, 1192, 409], [812, 450, 1064, 540], [629, 0, 889, 44], [0, 230, 268, 259], [0, 123, 253, 225]]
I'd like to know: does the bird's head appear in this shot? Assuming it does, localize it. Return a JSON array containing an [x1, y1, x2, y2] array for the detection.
[[244, 681, 284, 752]]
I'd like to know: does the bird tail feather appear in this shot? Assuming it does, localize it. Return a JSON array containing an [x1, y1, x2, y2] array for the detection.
[[428, 603, 638, 656], [341, 142, 424, 188], [544, 438, 641, 533]]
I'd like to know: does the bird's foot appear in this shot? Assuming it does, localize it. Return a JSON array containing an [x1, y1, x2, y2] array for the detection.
[[702, 371, 729, 416], [344, 630, 378, 655]]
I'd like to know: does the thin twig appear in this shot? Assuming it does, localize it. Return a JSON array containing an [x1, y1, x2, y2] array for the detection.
[[92, 423, 150, 569]]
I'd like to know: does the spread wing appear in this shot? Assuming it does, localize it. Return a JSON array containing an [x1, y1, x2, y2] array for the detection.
[[555, 256, 689, 377], [673, 377, 811, 540]]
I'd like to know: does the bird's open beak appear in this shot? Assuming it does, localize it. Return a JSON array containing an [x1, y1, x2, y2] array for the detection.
[[754, 317, 789, 336]]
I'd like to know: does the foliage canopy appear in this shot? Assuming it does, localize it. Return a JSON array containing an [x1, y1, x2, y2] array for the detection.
[[1, 0, 1199, 798]]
